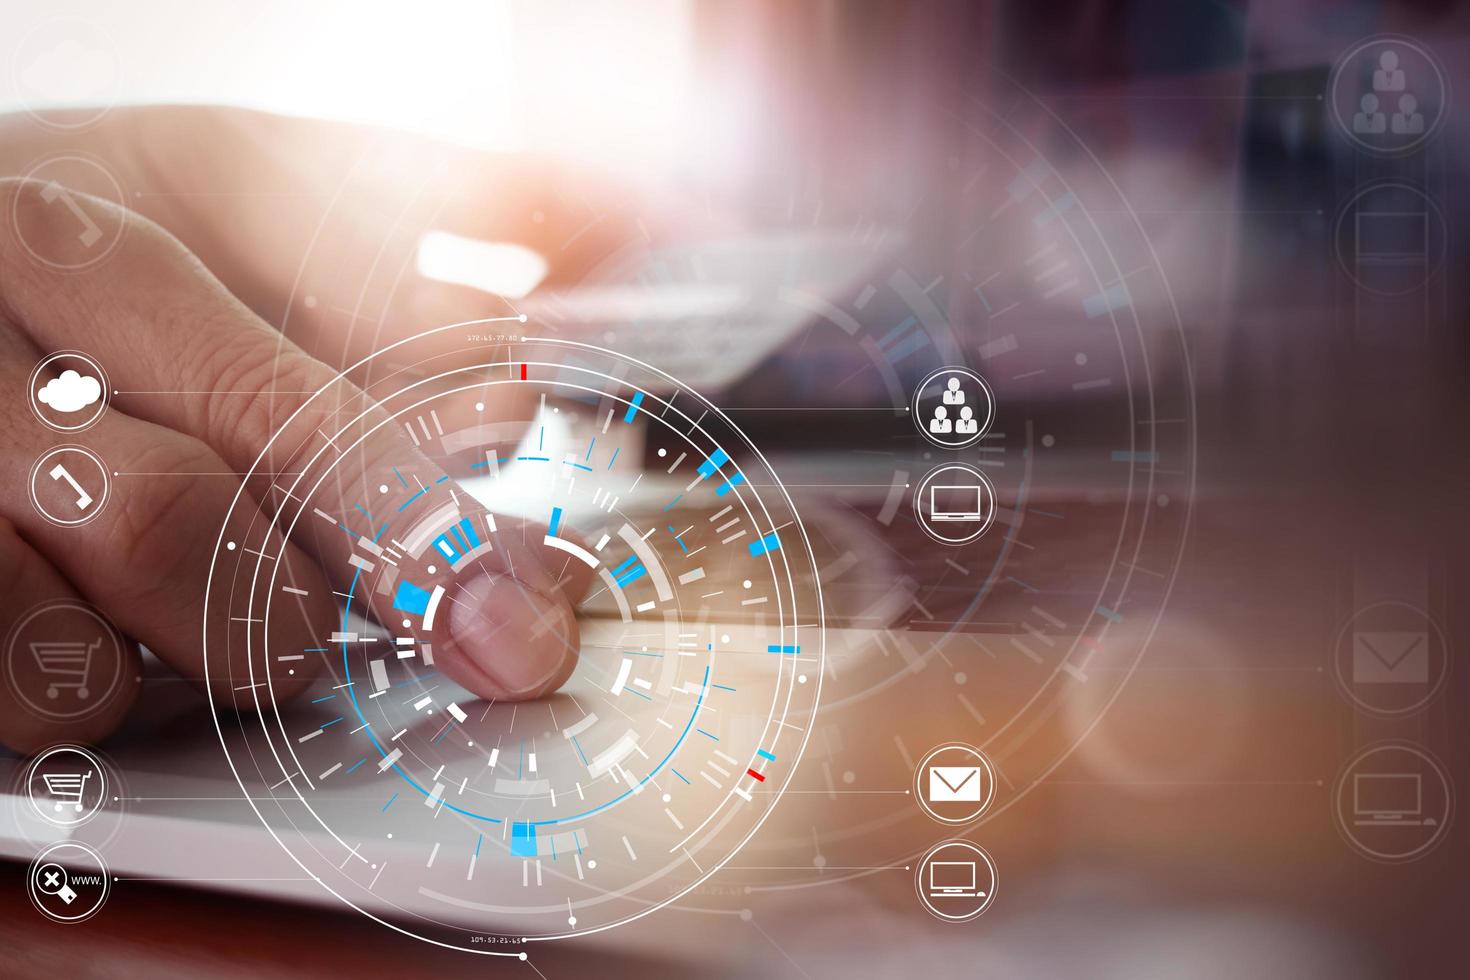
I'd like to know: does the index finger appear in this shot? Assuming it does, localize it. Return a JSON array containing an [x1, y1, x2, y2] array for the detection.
[[1, 181, 584, 701]]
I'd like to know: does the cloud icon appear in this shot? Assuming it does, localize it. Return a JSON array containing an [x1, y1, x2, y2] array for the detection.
[[20, 38, 117, 103], [37, 369, 102, 414]]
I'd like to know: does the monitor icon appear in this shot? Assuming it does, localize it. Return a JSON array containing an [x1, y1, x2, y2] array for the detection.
[[929, 860, 982, 897], [1354, 772, 1431, 827], [915, 840, 998, 922], [930, 485, 984, 521], [1332, 743, 1453, 863], [914, 463, 996, 546], [1333, 183, 1446, 298]]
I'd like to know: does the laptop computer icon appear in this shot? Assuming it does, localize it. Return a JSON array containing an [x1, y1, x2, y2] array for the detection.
[[928, 860, 982, 897], [929, 485, 984, 521], [1353, 772, 1432, 827]]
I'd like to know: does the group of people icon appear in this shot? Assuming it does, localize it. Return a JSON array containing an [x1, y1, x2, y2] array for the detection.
[[930, 377, 979, 434], [929, 404, 979, 435], [1353, 50, 1425, 135]]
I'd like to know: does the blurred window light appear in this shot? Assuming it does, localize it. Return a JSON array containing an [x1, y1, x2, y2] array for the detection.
[[0, 0, 693, 171], [512, 0, 692, 172], [416, 230, 548, 299]]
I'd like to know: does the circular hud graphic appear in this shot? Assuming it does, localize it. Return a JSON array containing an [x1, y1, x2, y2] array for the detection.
[[201, 62, 1193, 944], [204, 330, 824, 950]]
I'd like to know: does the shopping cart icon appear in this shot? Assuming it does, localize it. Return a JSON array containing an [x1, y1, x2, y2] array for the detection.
[[41, 771, 92, 813], [29, 638, 101, 700]]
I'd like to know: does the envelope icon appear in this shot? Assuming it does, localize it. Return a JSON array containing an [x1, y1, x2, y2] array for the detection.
[[1353, 631, 1428, 685], [928, 766, 982, 803]]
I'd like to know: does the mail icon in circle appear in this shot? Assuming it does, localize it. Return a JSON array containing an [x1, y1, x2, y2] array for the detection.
[[929, 766, 982, 803], [1353, 631, 1429, 685], [915, 743, 997, 824]]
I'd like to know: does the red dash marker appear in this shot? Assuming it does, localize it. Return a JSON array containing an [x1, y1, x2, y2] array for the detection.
[[520, 363, 528, 381], [745, 768, 766, 782]]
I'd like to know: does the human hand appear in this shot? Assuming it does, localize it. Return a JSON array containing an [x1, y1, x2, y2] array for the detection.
[[0, 108, 624, 754]]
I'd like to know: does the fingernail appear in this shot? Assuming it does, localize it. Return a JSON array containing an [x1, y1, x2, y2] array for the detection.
[[448, 572, 577, 697]]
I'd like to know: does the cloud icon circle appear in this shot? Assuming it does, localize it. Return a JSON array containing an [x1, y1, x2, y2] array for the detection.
[[37, 369, 102, 413]]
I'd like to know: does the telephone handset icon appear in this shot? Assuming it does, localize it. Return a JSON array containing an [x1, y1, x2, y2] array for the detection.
[[50, 463, 93, 511], [40, 181, 104, 248]]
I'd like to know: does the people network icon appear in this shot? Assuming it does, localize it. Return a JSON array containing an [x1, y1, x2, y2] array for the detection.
[[1352, 49, 1425, 137], [913, 366, 992, 450], [929, 404, 979, 436], [928, 377, 979, 436]]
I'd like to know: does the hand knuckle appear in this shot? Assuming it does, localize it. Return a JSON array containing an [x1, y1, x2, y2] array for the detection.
[[0, 517, 33, 597], [98, 444, 215, 608], [0, 177, 65, 262], [186, 327, 325, 464]]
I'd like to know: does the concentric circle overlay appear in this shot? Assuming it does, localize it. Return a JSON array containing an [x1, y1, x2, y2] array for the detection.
[[911, 366, 995, 449], [1332, 182, 1448, 297], [5, 600, 128, 722], [1331, 742, 1453, 864], [28, 350, 110, 432], [913, 462, 997, 546], [914, 743, 996, 825], [1330, 601, 1449, 718], [29, 445, 110, 527], [11, 17, 121, 131], [28, 840, 111, 923], [243, 64, 1197, 909], [11, 154, 128, 271], [24, 744, 108, 828], [915, 839, 997, 922], [1328, 35, 1449, 155], [203, 327, 825, 951]]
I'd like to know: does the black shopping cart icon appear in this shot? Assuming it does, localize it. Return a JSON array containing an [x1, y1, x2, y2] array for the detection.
[[30, 638, 101, 700]]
